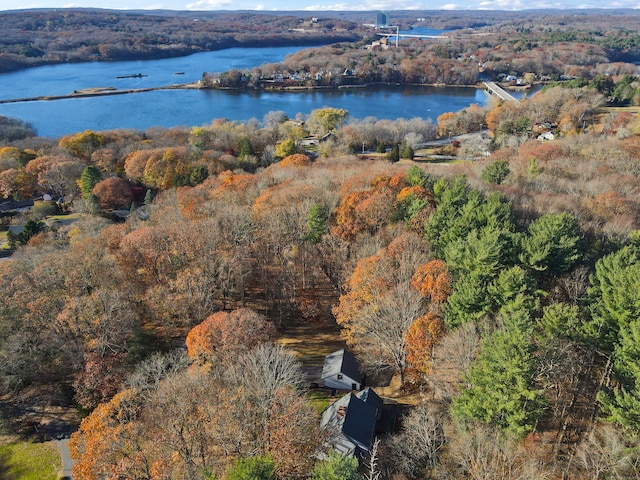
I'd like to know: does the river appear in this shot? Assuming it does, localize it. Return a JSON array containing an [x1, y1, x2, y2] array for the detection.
[[0, 43, 490, 138]]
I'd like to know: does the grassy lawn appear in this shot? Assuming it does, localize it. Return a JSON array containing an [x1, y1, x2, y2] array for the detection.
[[278, 321, 346, 372], [0, 441, 60, 480], [46, 212, 83, 222], [278, 321, 346, 414], [307, 388, 333, 414]]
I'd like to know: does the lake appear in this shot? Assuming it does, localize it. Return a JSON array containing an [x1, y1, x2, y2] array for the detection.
[[0, 43, 490, 138]]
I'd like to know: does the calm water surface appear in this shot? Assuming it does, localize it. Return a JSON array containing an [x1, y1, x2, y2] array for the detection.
[[0, 43, 489, 138]]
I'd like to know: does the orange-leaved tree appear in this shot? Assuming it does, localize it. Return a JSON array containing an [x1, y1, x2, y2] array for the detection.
[[333, 232, 435, 384], [404, 312, 446, 378], [185, 308, 277, 363], [411, 259, 452, 305], [69, 389, 147, 480]]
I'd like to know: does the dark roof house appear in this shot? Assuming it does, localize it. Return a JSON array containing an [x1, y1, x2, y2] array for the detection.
[[0, 199, 34, 213], [320, 387, 383, 458]]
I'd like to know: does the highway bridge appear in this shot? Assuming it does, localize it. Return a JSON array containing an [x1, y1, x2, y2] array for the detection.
[[377, 33, 447, 40], [483, 81, 520, 103]]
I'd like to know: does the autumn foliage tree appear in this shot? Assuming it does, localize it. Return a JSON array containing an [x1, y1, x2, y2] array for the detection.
[[185, 308, 277, 363], [70, 345, 316, 480], [334, 233, 441, 382], [332, 173, 408, 240], [92, 176, 134, 210], [411, 259, 452, 304], [405, 312, 445, 378]]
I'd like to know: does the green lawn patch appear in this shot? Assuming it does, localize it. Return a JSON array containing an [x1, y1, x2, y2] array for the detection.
[[307, 388, 332, 414], [0, 441, 60, 480], [46, 213, 83, 222]]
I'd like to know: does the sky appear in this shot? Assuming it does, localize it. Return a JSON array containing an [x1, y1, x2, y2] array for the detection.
[[1, 0, 637, 12]]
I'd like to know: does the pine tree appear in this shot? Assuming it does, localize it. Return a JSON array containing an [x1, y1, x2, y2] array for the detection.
[[305, 204, 327, 243], [387, 143, 400, 163], [450, 305, 545, 435], [519, 212, 583, 275], [587, 245, 640, 430], [80, 165, 102, 200]]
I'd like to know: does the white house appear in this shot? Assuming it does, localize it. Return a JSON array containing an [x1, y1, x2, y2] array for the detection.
[[321, 349, 362, 391]]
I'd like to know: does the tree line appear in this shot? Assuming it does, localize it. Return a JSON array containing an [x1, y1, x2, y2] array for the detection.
[[0, 9, 361, 73]]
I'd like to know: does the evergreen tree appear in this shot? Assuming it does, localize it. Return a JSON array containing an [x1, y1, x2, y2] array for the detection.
[[311, 452, 363, 480], [225, 456, 275, 480], [399, 142, 414, 160], [386, 143, 400, 163], [600, 318, 640, 430], [586, 245, 640, 430], [306, 203, 327, 243], [80, 165, 102, 200], [144, 189, 153, 206], [189, 165, 208, 186], [583, 245, 640, 351], [405, 164, 428, 187], [538, 303, 582, 340], [519, 212, 583, 276], [237, 136, 253, 158], [426, 178, 514, 258], [443, 273, 492, 328], [7, 220, 44, 248], [450, 306, 545, 435], [488, 265, 539, 316], [481, 160, 510, 184]]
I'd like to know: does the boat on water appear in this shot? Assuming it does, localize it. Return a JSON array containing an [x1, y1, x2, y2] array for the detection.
[[115, 73, 148, 79]]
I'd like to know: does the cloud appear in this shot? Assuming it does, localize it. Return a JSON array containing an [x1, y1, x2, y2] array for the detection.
[[254, 3, 265, 8], [303, 0, 422, 10], [476, 0, 526, 9], [440, 3, 459, 8], [142, 3, 165, 8], [186, 0, 232, 9]]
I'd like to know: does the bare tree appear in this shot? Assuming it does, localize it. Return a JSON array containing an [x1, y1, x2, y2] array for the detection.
[[385, 405, 444, 479], [574, 423, 640, 480], [365, 437, 382, 480], [450, 424, 552, 480]]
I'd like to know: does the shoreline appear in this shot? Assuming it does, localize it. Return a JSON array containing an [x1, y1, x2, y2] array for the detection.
[[0, 83, 201, 104], [0, 81, 490, 105], [0, 80, 532, 105]]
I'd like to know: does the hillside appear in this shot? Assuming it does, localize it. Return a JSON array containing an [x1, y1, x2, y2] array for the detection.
[[1, 13, 640, 476]]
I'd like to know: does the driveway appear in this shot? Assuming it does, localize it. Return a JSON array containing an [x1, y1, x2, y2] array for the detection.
[[55, 438, 73, 479]]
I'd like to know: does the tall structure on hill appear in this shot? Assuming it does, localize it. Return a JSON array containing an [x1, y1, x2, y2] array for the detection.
[[376, 11, 389, 27]]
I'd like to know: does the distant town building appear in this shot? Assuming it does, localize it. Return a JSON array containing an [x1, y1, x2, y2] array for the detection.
[[376, 12, 389, 27]]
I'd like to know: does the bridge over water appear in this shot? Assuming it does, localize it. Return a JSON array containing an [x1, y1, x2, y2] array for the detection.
[[377, 33, 447, 40], [483, 81, 520, 103]]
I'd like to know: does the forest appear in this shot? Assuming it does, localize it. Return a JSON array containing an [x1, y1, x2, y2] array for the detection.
[[202, 12, 640, 90], [0, 9, 362, 73], [1, 7, 640, 480]]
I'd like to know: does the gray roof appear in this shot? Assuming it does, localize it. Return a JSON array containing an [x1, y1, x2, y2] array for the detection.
[[321, 387, 383, 456], [321, 349, 362, 383]]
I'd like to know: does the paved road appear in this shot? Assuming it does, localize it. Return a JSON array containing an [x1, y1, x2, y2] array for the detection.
[[55, 438, 73, 479]]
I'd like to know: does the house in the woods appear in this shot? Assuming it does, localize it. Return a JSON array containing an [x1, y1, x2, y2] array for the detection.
[[321, 349, 362, 391], [320, 387, 384, 458], [0, 199, 34, 214]]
